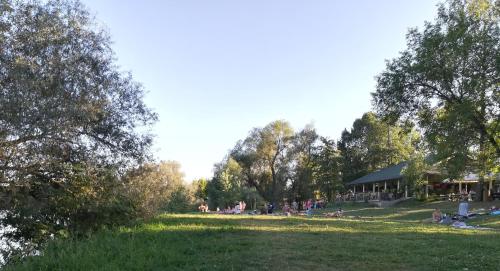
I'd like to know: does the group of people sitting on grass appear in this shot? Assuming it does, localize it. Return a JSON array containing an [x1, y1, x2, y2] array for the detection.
[[256, 199, 326, 216], [198, 201, 247, 214], [213, 201, 247, 214], [430, 201, 500, 225], [203, 198, 338, 217]]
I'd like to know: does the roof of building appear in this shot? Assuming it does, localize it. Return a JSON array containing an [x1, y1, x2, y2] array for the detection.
[[347, 162, 407, 186], [347, 160, 499, 186]]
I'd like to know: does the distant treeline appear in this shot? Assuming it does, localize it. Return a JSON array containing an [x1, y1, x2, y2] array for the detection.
[[201, 0, 500, 209], [201, 114, 420, 210]]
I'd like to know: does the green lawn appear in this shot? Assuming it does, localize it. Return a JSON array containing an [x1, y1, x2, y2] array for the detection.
[[7, 200, 500, 271]]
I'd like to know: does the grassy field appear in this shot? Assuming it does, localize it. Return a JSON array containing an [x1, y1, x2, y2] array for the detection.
[[6, 200, 500, 271]]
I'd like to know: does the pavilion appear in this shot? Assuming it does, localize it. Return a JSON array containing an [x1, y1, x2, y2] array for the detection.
[[346, 161, 442, 201], [347, 160, 500, 202]]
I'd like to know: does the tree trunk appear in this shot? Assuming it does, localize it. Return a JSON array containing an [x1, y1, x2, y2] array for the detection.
[[477, 99, 487, 201], [477, 178, 484, 202], [270, 165, 277, 204]]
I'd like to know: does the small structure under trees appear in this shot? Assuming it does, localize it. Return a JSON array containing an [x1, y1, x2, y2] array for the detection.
[[346, 162, 434, 201], [346, 161, 498, 201]]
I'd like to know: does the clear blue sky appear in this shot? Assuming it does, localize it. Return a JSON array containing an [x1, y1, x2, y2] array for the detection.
[[81, 0, 440, 181]]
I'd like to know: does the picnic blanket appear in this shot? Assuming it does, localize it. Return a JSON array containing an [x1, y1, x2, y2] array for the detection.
[[451, 221, 492, 230]]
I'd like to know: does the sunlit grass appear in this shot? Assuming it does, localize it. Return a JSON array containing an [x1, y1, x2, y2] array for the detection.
[[132, 214, 496, 236], [6, 201, 500, 271]]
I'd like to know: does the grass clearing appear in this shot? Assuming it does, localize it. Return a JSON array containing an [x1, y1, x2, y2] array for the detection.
[[6, 200, 500, 271]]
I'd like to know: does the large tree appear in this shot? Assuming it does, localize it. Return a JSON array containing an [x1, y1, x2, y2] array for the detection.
[[231, 120, 294, 204], [206, 157, 262, 210], [0, 0, 156, 257], [312, 137, 343, 201], [372, 0, 499, 178], [207, 157, 244, 209], [287, 124, 319, 203], [338, 112, 421, 183]]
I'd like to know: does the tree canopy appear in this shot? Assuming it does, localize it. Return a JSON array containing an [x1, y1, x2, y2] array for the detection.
[[208, 121, 344, 206], [338, 112, 421, 183], [231, 120, 295, 204], [372, 0, 499, 177], [124, 161, 186, 218], [0, 0, 157, 261]]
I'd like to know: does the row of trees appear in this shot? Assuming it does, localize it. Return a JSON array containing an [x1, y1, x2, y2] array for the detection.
[[204, 0, 499, 207], [203, 114, 420, 209]]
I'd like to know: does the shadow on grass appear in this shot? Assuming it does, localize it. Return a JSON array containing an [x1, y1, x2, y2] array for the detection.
[[7, 214, 500, 271], [144, 214, 500, 235]]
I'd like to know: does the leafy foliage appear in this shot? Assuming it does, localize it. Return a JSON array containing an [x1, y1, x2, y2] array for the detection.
[[207, 157, 263, 210], [210, 122, 345, 206], [372, 0, 500, 179], [192, 178, 208, 201], [338, 112, 421, 183], [402, 153, 428, 198], [163, 186, 194, 213], [123, 161, 186, 218], [285, 125, 318, 203], [0, 0, 157, 263], [312, 137, 343, 201], [231, 120, 295, 204]]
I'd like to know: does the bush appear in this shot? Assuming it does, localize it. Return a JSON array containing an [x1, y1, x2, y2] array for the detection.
[[164, 186, 196, 213], [122, 161, 191, 216], [1, 164, 137, 265]]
